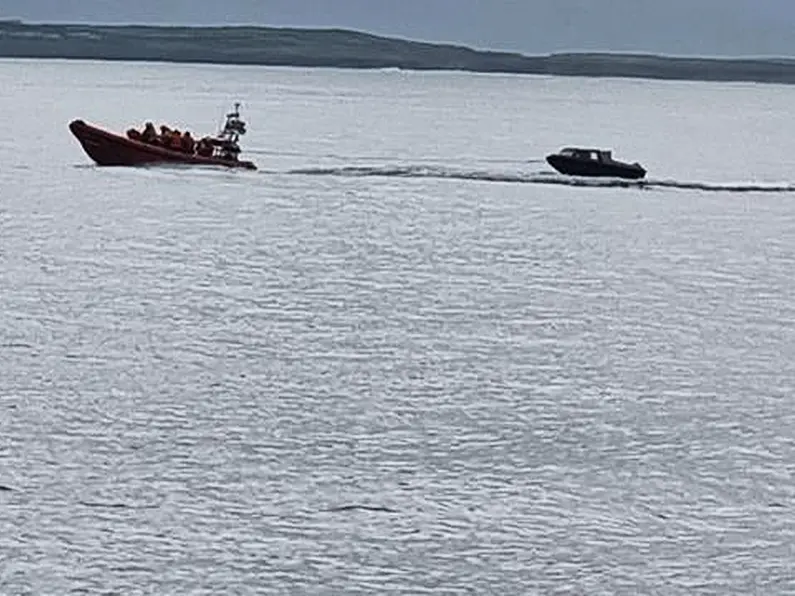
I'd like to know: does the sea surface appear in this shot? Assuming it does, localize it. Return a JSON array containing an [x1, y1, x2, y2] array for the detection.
[[1, 58, 795, 594]]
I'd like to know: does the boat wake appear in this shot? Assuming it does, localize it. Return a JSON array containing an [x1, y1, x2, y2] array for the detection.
[[286, 164, 795, 193]]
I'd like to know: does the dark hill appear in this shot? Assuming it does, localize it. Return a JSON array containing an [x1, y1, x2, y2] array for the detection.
[[2, 20, 795, 84]]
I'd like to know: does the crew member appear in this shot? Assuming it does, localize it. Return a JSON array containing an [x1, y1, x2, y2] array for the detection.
[[181, 131, 195, 154], [141, 122, 158, 144], [169, 129, 183, 151], [196, 137, 214, 157]]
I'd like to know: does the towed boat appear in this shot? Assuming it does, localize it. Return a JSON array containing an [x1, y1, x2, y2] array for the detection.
[[69, 103, 256, 170], [546, 147, 646, 180]]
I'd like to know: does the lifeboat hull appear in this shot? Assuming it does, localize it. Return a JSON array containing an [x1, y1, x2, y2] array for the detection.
[[68, 119, 257, 170]]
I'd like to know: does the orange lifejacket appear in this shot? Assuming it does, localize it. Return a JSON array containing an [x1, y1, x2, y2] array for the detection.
[[169, 131, 183, 151]]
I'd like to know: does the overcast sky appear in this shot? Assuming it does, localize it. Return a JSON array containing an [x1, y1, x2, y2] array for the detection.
[[3, 0, 794, 57]]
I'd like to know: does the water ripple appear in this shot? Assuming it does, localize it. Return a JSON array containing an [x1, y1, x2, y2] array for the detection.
[[2, 60, 795, 595]]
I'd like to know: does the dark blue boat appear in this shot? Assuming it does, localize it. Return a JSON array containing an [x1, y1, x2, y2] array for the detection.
[[546, 147, 646, 180]]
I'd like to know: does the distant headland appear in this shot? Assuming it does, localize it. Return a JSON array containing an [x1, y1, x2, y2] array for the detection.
[[2, 19, 795, 85]]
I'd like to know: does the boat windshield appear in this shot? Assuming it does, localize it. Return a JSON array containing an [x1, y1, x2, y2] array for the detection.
[[560, 148, 601, 161]]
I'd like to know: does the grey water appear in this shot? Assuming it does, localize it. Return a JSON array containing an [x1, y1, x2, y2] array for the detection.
[[1, 58, 795, 594]]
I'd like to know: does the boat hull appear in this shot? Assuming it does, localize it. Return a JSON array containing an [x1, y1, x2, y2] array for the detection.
[[69, 119, 257, 170], [546, 154, 645, 180]]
